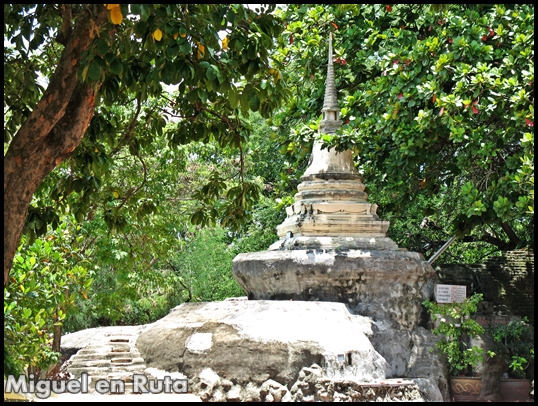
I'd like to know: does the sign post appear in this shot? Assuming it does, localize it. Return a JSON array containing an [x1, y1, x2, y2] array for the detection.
[[434, 284, 467, 303]]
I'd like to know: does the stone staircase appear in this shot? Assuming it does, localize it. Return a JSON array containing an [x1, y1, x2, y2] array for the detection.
[[66, 331, 147, 394]]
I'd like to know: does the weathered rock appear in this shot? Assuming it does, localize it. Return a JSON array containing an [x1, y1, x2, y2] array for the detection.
[[210, 387, 227, 402], [226, 384, 242, 402], [242, 382, 262, 402], [410, 378, 444, 402], [406, 327, 450, 402], [233, 249, 435, 330], [366, 321, 448, 401], [290, 364, 324, 402], [144, 367, 187, 381], [198, 368, 220, 392], [477, 334, 506, 402], [369, 319, 413, 377], [136, 300, 390, 388], [289, 364, 426, 402], [260, 379, 292, 402], [57, 299, 448, 401]]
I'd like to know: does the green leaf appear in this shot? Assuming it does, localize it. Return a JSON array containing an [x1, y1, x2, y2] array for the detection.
[[160, 64, 173, 84], [92, 176, 101, 190], [187, 88, 198, 103], [198, 89, 208, 104], [87, 62, 101, 81], [229, 89, 238, 108], [180, 41, 191, 55], [96, 39, 109, 55], [110, 59, 123, 76], [249, 94, 260, 112], [239, 91, 250, 112], [134, 21, 148, 37], [72, 179, 83, 193], [206, 66, 217, 81], [139, 4, 150, 21]]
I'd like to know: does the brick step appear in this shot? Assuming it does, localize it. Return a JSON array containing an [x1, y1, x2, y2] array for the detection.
[[68, 357, 145, 369], [71, 352, 141, 361], [68, 364, 147, 378], [78, 345, 132, 354]]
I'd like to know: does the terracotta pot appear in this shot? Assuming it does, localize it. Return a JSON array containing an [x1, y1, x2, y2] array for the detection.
[[449, 376, 482, 402], [499, 378, 531, 402]]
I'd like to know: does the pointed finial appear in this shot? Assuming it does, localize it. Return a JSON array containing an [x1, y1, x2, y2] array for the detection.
[[320, 31, 342, 134], [328, 31, 333, 63]]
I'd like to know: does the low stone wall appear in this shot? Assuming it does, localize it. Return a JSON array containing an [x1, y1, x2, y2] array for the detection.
[[435, 249, 534, 325], [190, 364, 432, 402]]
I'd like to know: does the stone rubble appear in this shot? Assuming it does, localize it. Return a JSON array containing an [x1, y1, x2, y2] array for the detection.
[[187, 364, 427, 402]]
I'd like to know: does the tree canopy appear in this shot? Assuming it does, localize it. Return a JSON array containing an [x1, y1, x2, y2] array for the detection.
[[4, 3, 534, 288], [4, 4, 290, 286]]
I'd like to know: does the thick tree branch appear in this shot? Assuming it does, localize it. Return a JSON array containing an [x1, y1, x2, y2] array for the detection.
[[461, 233, 516, 251], [499, 222, 521, 248], [56, 4, 73, 45]]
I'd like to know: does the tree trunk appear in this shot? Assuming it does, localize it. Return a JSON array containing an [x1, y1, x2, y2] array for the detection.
[[4, 6, 109, 287], [52, 324, 62, 354], [500, 221, 521, 249]]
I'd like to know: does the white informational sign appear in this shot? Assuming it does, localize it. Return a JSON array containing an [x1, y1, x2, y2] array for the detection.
[[434, 284, 467, 303]]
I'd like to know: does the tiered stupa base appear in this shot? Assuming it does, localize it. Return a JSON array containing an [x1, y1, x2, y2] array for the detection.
[[233, 248, 434, 330], [232, 148, 436, 330]]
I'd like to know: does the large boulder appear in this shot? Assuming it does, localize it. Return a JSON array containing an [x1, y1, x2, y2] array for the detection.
[[136, 300, 391, 387]]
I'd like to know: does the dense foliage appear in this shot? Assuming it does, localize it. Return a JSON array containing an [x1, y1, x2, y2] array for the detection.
[[273, 4, 534, 259], [4, 4, 290, 286], [4, 222, 91, 376]]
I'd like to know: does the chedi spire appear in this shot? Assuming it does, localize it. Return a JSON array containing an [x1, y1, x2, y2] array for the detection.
[[320, 32, 342, 134], [267, 31, 391, 243]]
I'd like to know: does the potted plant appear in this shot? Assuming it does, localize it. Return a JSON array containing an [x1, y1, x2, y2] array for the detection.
[[487, 317, 534, 402], [423, 292, 485, 402]]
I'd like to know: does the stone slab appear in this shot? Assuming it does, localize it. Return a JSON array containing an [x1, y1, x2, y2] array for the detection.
[[136, 300, 392, 386]]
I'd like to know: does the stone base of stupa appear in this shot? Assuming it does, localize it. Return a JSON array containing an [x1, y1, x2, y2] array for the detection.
[[60, 300, 448, 402], [232, 247, 436, 330]]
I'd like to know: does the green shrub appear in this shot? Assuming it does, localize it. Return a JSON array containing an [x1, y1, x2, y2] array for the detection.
[[423, 293, 485, 376], [487, 317, 534, 379], [4, 225, 91, 377]]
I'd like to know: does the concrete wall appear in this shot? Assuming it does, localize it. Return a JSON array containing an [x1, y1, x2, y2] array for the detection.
[[435, 250, 534, 325]]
